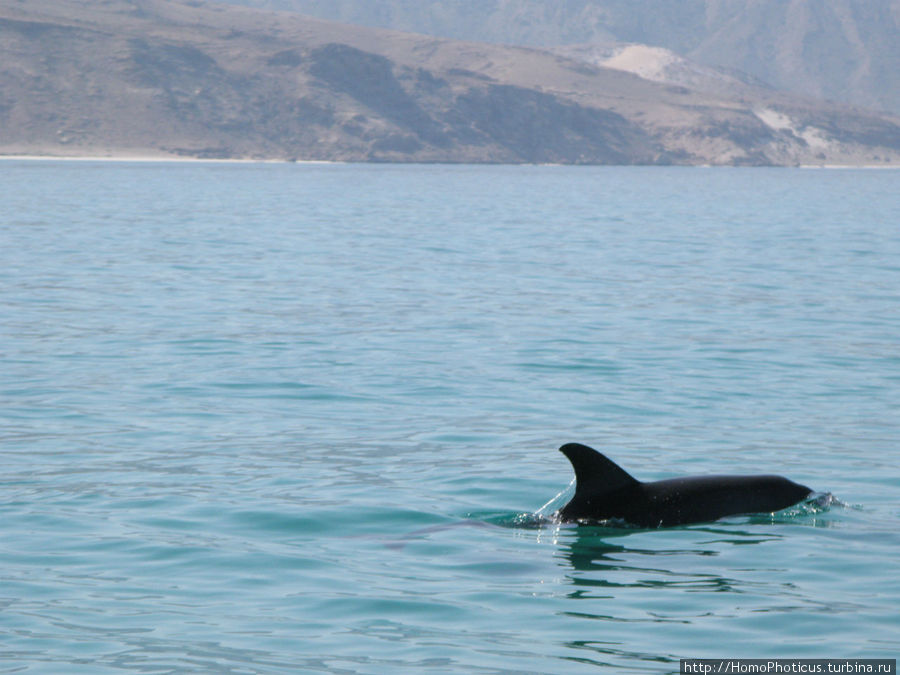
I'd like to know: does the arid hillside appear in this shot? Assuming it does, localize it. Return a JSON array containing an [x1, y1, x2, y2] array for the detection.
[[232, 0, 900, 115], [2, 0, 900, 164]]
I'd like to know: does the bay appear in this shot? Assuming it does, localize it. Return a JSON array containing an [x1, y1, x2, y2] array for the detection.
[[1, 161, 898, 673]]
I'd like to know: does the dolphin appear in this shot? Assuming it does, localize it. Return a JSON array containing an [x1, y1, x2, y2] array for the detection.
[[556, 443, 812, 527]]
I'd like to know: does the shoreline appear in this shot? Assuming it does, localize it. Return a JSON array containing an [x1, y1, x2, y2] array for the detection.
[[1, 154, 898, 169], [0, 154, 336, 165]]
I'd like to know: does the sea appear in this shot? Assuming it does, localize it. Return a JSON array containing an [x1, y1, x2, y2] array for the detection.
[[1, 160, 898, 674]]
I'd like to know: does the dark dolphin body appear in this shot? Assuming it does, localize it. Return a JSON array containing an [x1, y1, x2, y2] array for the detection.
[[556, 443, 812, 527]]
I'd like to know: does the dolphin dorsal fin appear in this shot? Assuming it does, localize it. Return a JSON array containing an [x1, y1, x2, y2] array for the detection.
[[559, 443, 640, 499]]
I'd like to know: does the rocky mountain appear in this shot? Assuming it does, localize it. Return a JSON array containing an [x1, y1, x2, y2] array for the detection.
[[2, 0, 900, 165], [228, 0, 900, 116]]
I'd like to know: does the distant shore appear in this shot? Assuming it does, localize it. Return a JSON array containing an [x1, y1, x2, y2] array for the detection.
[[0, 154, 338, 164], [2, 154, 898, 169]]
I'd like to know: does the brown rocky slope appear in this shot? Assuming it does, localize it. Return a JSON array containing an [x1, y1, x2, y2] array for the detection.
[[2, 0, 899, 164]]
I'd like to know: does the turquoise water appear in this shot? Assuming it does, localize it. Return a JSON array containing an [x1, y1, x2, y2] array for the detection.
[[1, 161, 898, 673]]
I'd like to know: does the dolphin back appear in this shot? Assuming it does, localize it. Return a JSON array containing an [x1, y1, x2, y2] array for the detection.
[[555, 443, 813, 526]]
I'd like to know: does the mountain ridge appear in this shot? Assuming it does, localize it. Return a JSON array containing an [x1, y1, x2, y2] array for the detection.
[[228, 0, 900, 116], [2, 0, 900, 165]]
